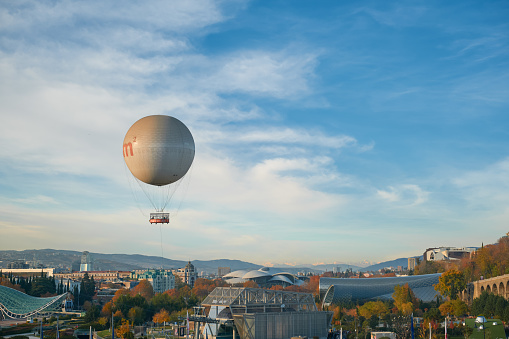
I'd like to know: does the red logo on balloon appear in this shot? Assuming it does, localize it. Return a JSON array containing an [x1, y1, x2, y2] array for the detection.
[[123, 143, 133, 157]]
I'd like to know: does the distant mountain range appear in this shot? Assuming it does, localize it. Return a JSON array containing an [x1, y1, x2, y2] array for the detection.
[[0, 249, 418, 275]]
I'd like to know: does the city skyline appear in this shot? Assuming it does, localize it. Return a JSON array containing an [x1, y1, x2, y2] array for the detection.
[[0, 1, 508, 265]]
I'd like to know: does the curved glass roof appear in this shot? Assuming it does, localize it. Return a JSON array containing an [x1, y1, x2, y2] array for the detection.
[[320, 273, 442, 305], [223, 270, 249, 278], [0, 285, 68, 319], [242, 270, 270, 279]]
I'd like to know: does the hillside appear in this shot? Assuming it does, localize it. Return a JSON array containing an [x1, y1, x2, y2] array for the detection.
[[0, 249, 422, 276]]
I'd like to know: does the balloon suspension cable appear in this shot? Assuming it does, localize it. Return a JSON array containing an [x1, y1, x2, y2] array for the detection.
[[172, 163, 194, 219], [124, 163, 149, 217], [159, 224, 164, 269]]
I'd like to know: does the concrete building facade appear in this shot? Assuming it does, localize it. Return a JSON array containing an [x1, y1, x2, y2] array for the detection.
[[136, 269, 175, 294], [461, 273, 509, 302], [423, 247, 476, 261], [174, 261, 198, 287]]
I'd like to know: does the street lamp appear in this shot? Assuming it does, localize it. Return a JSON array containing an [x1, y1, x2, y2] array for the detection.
[[475, 316, 486, 339]]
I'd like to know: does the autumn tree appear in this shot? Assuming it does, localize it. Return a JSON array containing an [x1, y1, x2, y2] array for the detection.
[[132, 280, 154, 301], [0, 277, 25, 293], [331, 305, 342, 327], [243, 280, 259, 288], [191, 278, 217, 298], [113, 310, 124, 324], [357, 301, 389, 319], [269, 285, 284, 291], [434, 269, 466, 300], [153, 309, 170, 325], [101, 301, 114, 317], [301, 275, 320, 296], [438, 299, 468, 318], [116, 319, 133, 339], [98, 317, 109, 327], [392, 283, 419, 315], [112, 288, 131, 302]]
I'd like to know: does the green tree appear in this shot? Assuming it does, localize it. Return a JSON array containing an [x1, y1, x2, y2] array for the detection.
[[84, 305, 100, 323], [434, 269, 466, 300], [29, 275, 56, 297], [127, 306, 145, 325], [79, 273, 96, 306]]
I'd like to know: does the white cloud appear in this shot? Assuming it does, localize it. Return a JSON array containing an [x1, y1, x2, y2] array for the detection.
[[452, 158, 509, 206], [376, 184, 429, 206], [207, 51, 318, 98]]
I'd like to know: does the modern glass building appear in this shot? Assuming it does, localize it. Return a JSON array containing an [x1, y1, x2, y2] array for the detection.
[[0, 285, 68, 319], [320, 273, 442, 305]]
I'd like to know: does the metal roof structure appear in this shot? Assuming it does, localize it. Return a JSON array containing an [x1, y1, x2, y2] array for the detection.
[[199, 287, 331, 339], [320, 273, 442, 305], [0, 285, 68, 319], [201, 287, 317, 314]]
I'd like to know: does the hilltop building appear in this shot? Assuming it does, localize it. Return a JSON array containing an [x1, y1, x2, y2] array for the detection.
[[424, 247, 476, 261]]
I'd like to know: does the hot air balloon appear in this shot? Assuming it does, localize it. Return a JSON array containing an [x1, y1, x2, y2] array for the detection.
[[123, 115, 195, 224]]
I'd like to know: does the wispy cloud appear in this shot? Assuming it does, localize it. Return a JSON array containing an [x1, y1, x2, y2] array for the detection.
[[377, 184, 429, 206]]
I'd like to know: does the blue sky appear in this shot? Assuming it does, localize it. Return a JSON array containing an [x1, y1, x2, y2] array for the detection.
[[0, 1, 508, 267]]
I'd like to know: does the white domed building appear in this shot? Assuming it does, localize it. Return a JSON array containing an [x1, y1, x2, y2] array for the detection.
[[222, 267, 307, 288]]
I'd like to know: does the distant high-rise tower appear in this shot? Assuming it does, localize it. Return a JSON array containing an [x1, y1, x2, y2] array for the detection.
[[80, 251, 93, 272], [218, 267, 231, 277]]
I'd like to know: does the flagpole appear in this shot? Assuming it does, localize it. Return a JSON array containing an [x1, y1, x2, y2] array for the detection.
[[186, 310, 189, 339], [56, 315, 60, 339], [111, 313, 115, 339], [445, 316, 447, 339], [411, 313, 414, 339]]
